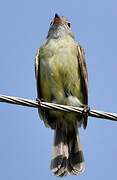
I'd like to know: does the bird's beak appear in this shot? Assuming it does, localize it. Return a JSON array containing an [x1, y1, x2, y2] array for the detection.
[[53, 13, 63, 25]]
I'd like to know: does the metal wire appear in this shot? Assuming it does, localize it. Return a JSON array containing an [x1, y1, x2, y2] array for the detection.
[[0, 94, 117, 121]]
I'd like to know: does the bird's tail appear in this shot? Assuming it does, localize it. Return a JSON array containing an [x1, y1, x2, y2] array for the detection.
[[50, 128, 68, 177], [50, 126, 85, 177]]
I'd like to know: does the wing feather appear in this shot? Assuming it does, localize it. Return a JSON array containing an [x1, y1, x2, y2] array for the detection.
[[35, 49, 40, 97], [77, 45, 88, 105], [77, 45, 88, 128]]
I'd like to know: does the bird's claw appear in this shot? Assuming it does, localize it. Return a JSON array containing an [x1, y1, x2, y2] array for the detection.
[[36, 98, 41, 105], [82, 105, 90, 118]]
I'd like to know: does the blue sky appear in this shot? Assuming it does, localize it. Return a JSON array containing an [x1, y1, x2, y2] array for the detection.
[[0, 0, 117, 179]]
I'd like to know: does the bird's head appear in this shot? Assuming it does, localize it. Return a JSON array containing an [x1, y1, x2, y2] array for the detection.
[[47, 13, 74, 39]]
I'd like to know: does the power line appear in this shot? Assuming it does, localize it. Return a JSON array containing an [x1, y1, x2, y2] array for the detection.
[[0, 94, 117, 121]]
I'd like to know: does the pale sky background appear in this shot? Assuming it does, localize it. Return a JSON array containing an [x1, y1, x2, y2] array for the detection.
[[0, 0, 117, 180]]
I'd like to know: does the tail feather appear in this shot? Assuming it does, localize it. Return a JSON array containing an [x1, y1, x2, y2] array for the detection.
[[51, 127, 85, 177], [51, 128, 68, 177], [67, 127, 85, 175]]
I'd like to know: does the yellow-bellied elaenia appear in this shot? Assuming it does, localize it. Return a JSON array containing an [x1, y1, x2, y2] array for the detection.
[[35, 13, 88, 177]]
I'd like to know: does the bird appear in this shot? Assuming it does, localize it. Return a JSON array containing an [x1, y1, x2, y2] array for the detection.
[[35, 13, 88, 177]]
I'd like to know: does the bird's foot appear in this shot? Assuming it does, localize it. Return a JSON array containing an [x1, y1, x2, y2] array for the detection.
[[36, 98, 44, 105], [36, 98, 44, 103], [82, 105, 90, 118]]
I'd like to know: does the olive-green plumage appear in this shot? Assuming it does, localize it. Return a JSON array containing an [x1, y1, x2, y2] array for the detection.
[[35, 13, 88, 177]]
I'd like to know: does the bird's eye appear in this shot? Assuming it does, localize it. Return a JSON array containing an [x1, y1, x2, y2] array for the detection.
[[67, 23, 71, 27]]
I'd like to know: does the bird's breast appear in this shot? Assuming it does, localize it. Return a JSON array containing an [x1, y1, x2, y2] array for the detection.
[[39, 39, 84, 128], [39, 40, 84, 106]]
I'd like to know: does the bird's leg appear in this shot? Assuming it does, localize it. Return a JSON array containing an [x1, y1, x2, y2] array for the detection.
[[82, 105, 90, 119], [36, 98, 41, 104], [36, 98, 46, 111], [36, 98, 44, 103]]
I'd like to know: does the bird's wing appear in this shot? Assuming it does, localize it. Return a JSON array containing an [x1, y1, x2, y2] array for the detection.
[[77, 45, 88, 105], [35, 48, 40, 97], [77, 45, 88, 129], [35, 48, 53, 128]]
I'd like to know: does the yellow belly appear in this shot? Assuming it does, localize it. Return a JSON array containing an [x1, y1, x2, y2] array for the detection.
[[39, 38, 84, 129]]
